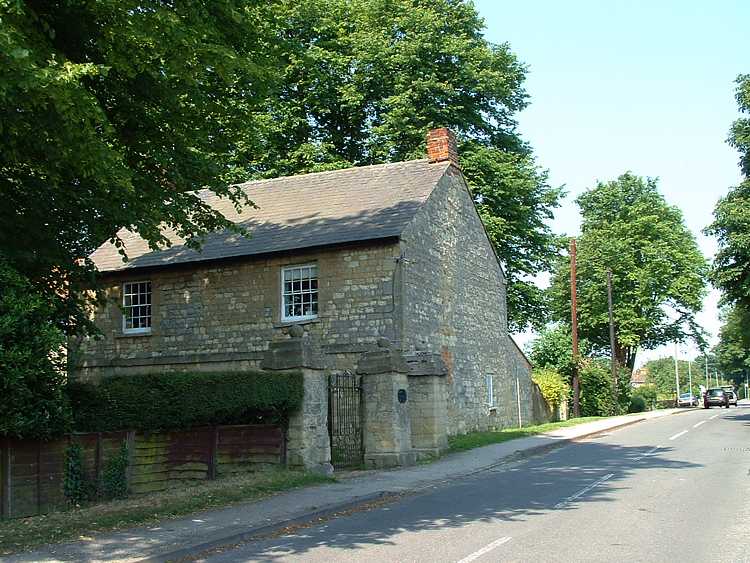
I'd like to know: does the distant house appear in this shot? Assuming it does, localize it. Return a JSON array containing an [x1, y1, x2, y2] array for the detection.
[[631, 368, 648, 388], [75, 128, 545, 470]]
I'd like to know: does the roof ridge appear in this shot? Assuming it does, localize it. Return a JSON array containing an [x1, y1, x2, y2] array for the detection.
[[234, 158, 432, 188]]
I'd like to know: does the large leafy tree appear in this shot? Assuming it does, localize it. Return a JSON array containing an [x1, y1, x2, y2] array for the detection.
[[250, 0, 564, 331], [549, 173, 708, 370], [1, 0, 277, 337], [713, 304, 750, 383], [706, 75, 750, 308], [0, 0, 278, 437]]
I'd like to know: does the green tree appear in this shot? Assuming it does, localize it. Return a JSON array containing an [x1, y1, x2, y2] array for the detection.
[[642, 357, 703, 397], [549, 173, 708, 370], [0, 258, 70, 439], [1, 0, 278, 338], [527, 323, 592, 381], [713, 304, 750, 384], [251, 0, 564, 330], [706, 75, 750, 307]]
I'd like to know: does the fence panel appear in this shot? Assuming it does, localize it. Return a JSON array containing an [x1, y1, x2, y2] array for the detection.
[[0, 423, 285, 519]]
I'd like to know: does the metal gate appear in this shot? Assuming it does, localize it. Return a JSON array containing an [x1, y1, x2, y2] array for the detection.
[[328, 372, 363, 469]]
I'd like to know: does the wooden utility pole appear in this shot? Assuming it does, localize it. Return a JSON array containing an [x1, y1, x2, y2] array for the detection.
[[607, 269, 618, 403], [570, 238, 580, 417]]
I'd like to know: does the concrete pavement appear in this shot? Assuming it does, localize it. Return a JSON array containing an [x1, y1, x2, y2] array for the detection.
[[8, 408, 694, 563]]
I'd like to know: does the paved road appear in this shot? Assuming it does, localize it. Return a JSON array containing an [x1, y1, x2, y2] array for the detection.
[[195, 407, 750, 563]]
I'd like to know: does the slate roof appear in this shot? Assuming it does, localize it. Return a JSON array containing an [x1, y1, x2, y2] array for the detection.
[[90, 159, 451, 273]]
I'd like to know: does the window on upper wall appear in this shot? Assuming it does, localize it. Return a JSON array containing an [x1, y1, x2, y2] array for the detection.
[[122, 281, 152, 334], [486, 374, 495, 407], [281, 264, 318, 322]]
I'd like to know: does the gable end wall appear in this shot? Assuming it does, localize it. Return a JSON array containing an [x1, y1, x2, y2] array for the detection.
[[399, 167, 520, 434]]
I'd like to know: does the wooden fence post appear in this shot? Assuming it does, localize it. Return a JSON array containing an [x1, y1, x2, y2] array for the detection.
[[94, 432, 103, 487], [1, 439, 10, 519], [36, 441, 42, 515], [208, 426, 218, 480], [125, 431, 135, 493]]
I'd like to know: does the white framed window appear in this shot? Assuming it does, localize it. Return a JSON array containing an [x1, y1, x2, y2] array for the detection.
[[486, 374, 495, 407], [281, 264, 318, 322], [122, 281, 152, 334]]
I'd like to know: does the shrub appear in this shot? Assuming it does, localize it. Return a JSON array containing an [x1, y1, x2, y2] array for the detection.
[[578, 360, 631, 417], [628, 395, 647, 413], [63, 443, 94, 505], [631, 383, 658, 411], [532, 368, 569, 409], [67, 371, 303, 433], [101, 441, 129, 500]]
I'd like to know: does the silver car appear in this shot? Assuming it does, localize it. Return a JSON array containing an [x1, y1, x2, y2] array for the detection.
[[677, 393, 698, 407], [726, 390, 738, 406]]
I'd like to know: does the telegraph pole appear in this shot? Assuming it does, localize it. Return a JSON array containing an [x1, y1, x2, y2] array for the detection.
[[674, 343, 680, 404], [705, 352, 710, 389], [607, 269, 618, 404], [570, 238, 580, 417], [687, 357, 693, 398]]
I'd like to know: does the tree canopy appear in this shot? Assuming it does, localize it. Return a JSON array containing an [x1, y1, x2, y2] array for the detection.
[[713, 304, 750, 383], [706, 75, 750, 308], [1, 0, 278, 336], [549, 173, 708, 370], [1, 0, 562, 337]]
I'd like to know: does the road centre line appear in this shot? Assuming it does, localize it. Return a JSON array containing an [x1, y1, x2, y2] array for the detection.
[[710, 414, 719, 419], [554, 473, 614, 510], [456, 536, 512, 563], [669, 430, 688, 440], [693, 420, 707, 428]]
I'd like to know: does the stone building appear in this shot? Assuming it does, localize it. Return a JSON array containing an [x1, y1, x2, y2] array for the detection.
[[76, 128, 546, 472]]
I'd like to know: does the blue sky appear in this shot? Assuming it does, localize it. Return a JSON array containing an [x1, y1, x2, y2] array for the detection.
[[474, 0, 750, 365]]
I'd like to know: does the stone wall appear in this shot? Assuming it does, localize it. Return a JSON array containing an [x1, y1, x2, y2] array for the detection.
[[75, 242, 400, 380], [505, 336, 551, 427], [399, 166, 511, 434]]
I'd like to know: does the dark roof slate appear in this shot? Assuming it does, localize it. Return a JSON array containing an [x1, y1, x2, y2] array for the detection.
[[90, 159, 450, 273]]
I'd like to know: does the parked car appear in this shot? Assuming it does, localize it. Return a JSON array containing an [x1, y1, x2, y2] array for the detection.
[[704, 388, 729, 408], [726, 390, 738, 406], [677, 393, 698, 407]]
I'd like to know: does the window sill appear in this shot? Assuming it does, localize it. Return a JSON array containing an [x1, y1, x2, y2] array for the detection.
[[273, 318, 321, 329], [116, 331, 153, 339]]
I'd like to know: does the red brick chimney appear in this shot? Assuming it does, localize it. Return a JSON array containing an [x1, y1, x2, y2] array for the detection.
[[426, 127, 459, 168]]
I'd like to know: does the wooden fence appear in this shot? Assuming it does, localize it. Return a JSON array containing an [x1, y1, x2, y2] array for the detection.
[[0, 424, 284, 520]]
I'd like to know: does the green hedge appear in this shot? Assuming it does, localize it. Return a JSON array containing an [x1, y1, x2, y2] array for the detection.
[[67, 371, 303, 432]]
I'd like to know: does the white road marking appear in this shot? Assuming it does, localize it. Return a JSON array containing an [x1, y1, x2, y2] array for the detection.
[[710, 414, 719, 419], [693, 420, 707, 428], [554, 473, 614, 509], [669, 430, 688, 440], [456, 536, 512, 563], [633, 446, 661, 461]]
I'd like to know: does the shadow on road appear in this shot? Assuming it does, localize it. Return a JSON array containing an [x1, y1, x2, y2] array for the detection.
[[204, 440, 701, 561]]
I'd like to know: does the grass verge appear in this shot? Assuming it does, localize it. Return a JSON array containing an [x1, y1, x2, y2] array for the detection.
[[0, 469, 332, 556], [448, 417, 606, 452]]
